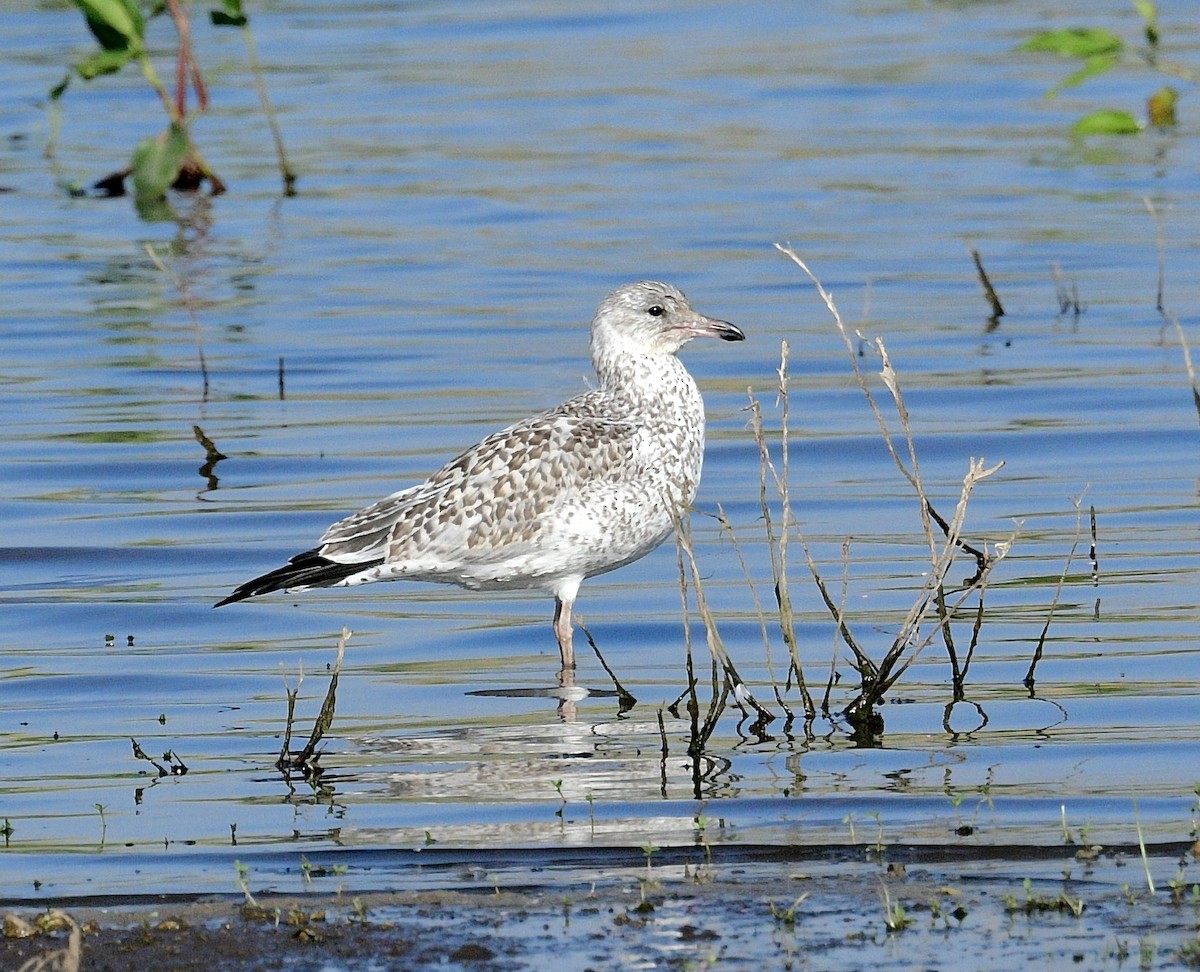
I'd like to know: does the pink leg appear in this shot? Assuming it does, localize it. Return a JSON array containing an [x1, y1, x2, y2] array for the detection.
[[552, 596, 575, 671]]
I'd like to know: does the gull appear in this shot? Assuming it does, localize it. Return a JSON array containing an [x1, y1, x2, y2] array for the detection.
[[215, 281, 745, 672]]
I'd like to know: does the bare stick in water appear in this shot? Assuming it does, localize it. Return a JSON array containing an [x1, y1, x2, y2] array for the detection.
[[967, 241, 1005, 322]]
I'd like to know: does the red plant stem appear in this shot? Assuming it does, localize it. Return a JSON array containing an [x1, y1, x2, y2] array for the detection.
[[165, 0, 209, 117]]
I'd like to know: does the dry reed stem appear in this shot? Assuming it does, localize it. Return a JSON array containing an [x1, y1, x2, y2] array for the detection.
[[15, 912, 81, 972], [674, 515, 773, 727], [967, 241, 1005, 320], [278, 628, 350, 771], [772, 343, 799, 668], [871, 462, 1013, 691], [774, 242, 1010, 714], [746, 351, 816, 715], [294, 626, 350, 764], [673, 539, 721, 750], [236, 17, 297, 195], [715, 505, 793, 720], [1024, 496, 1086, 689], [820, 541, 852, 714], [749, 363, 876, 689]]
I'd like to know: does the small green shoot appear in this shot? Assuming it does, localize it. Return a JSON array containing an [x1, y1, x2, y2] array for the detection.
[[1003, 877, 1085, 918], [769, 892, 810, 926], [880, 882, 911, 933], [235, 860, 259, 908]]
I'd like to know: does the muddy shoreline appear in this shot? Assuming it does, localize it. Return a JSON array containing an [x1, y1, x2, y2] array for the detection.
[[6, 847, 1199, 971]]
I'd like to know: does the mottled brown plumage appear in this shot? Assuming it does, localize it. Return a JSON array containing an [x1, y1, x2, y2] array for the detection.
[[216, 281, 744, 671]]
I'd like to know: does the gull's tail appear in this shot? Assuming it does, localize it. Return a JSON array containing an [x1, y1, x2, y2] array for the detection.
[[215, 549, 384, 607]]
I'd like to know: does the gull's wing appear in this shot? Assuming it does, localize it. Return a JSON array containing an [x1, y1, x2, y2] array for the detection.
[[317, 394, 641, 568]]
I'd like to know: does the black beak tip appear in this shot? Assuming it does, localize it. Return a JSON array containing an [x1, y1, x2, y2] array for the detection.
[[719, 323, 746, 342]]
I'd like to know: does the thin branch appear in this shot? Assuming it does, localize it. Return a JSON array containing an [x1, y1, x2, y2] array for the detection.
[[675, 513, 774, 727], [1024, 498, 1086, 690], [967, 241, 1005, 321]]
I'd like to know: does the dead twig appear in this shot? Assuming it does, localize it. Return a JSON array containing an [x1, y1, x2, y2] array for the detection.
[[577, 619, 636, 711], [714, 505, 794, 723], [967, 241, 1005, 324], [674, 514, 774, 732], [193, 424, 227, 490], [1050, 262, 1083, 318], [14, 911, 82, 972], [746, 357, 816, 718], [1024, 497, 1086, 691], [774, 242, 1010, 720], [131, 738, 188, 777], [278, 628, 350, 774]]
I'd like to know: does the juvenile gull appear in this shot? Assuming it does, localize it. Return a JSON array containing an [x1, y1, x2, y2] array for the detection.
[[216, 281, 745, 671]]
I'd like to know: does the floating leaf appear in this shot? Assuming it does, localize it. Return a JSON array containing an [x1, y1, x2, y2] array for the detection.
[[74, 47, 135, 80], [210, 0, 247, 27], [1019, 28, 1123, 60], [1071, 110, 1141, 136], [131, 123, 191, 200], [71, 0, 145, 53], [1147, 85, 1177, 127]]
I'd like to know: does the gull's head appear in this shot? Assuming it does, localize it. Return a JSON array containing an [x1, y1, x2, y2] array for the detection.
[[590, 281, 744, 359]]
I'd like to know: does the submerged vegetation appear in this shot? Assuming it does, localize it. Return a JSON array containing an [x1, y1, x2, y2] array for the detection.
[[1017, 1, 1194, 135], [52, 0, 294, 210]]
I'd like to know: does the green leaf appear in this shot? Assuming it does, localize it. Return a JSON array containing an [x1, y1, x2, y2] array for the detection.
[[50, 73, 72, 100], [131, 123, 191, 200], [1132, 0, 1159, 47], [1071, 110, 1141, 136], [71, 0, 145, 52], [1019, 28, 1123, 60], [210, 0, 246, 27], [74, 47, 135, 80], [1049, 52, 1120, 95]]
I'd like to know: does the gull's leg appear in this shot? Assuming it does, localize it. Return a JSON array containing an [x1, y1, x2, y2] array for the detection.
[[553, 597, 575, 671], [552, 578, 582, 672]]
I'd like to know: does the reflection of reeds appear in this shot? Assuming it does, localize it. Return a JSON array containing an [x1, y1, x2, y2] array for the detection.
[[144, 242, 210, 400], [1145, 197, 1200, 423]]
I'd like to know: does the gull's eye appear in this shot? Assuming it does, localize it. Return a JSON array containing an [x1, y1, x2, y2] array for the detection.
[[647, 305, 665, 317]]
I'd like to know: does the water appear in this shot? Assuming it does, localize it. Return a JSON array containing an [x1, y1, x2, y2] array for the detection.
[[1, 0, 1199, 900]]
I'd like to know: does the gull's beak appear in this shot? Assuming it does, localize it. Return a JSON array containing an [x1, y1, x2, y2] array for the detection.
[[680, 313, 745, 342]]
